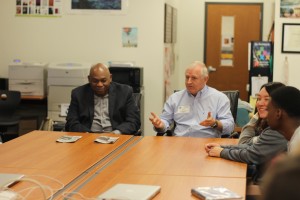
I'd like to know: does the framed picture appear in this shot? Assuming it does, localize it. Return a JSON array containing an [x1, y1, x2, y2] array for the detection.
[[282, 23, 300, 53], [172, 7, 177, 43], [280, 0, 300, 18], [250, 41, 272, 68], [67, 0, 128, 14], [164, 4, 172, 43]]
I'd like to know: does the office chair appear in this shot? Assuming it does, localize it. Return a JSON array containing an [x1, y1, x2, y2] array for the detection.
[[133, 93, 142, 136], [156, 90, 240, 137], [0, 90, 21, 143], [220, 90, 240, 138], [221, 90, 239, 123]]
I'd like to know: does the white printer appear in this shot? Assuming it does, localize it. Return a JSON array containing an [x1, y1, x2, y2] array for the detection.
[[8, 62, 47, 97], [47, 62, 91, 122]]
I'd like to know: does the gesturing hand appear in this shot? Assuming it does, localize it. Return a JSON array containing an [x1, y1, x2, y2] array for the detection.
[[149, 112, 165, 129], [199, 112, 215, 127]]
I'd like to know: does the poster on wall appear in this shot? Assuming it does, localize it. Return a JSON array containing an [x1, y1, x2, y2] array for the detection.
[[220, 35, 234, 66], [122, 27, 138, 48], [67, 0, 128, 14], [282, 23, 300, 53], [280, 0, 300, 18], [251, 76, 268, 97], [220, 16, 235, 67], [16, 0, 62, 17], [250, 41, 272, 68]]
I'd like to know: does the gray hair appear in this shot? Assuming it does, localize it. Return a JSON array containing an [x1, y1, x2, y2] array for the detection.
[[187, 61, 209, 78]]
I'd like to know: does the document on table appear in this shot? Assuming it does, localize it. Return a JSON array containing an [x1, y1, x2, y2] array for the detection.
[[56, 135, 82, 143], [94, 136, 119, 144]]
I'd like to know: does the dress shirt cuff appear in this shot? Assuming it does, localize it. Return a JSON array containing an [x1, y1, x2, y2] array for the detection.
[[153, 126, 167, 133]]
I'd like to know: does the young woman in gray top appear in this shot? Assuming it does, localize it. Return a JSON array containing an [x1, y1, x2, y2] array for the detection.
[[205, 82, 288, 183], [238, 82, 285, 144]]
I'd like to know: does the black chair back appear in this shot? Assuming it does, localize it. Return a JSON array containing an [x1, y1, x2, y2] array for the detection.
[[133, 93, 141, 110], [133, 93, 142, 136], [0, 90, 21, 119], [221, 90, 239, 122], [0, 90, 21, 142]]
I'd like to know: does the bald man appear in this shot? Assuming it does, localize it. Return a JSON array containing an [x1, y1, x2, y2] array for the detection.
[[65, 63, 140, 135]]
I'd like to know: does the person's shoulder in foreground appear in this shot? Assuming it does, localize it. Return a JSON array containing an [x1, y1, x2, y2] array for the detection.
[[261, 152, 300, 200]]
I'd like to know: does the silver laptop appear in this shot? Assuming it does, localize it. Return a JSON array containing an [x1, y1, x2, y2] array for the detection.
[[97, 183, 161, 200], [0, 173, 24, 187]]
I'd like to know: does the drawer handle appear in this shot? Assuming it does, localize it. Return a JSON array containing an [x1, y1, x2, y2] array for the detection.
[[20, 82, 35, 85], [22, 91, 34, 94]]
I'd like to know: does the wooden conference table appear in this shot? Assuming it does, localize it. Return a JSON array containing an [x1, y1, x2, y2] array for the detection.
[[0, 130, 247, 199]]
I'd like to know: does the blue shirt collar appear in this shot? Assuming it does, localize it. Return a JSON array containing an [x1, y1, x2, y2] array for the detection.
[[186, 85, 208, 97]]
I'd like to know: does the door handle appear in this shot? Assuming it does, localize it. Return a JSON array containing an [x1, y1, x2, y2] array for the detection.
[[208, 66, 217, 72]]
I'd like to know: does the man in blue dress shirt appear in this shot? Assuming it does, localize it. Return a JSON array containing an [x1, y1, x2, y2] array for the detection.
[[149, 61, 234, 137]]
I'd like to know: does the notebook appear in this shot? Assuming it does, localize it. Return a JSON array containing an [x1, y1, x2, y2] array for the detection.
[[0, 173, 24, 187], [97, 183, 161, 200]]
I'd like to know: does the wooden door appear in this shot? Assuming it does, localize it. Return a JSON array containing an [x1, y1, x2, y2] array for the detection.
[[205, 3, 262, 100]]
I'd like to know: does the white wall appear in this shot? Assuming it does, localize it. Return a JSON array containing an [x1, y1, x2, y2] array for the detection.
[[273, 0, 300, 88], [0, 0, 165, 136]]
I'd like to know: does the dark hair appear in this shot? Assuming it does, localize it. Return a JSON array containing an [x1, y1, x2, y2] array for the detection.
[[270, 86, 300, 118], [254, 82, 286, 134], [260, 82, 285, 95]]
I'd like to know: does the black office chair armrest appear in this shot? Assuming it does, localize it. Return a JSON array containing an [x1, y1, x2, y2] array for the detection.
[[134, 129, 142, 136]]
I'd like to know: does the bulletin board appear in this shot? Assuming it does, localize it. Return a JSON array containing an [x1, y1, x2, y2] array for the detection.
[[16, 0, 62, 17]]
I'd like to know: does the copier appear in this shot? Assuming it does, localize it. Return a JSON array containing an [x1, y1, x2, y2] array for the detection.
[[8, 62, 47, 97], [47, 62, 91, 123]]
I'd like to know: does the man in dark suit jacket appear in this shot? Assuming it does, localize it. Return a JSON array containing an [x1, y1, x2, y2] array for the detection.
[[65, 63, 141, 135]]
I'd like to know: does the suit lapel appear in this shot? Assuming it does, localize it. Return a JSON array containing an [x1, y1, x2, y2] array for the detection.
[[87, 87, 94, 120], [108, 83, 115, 119]]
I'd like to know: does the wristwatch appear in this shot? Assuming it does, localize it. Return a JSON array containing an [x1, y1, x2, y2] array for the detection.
[[211, 120, 218, 128]]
